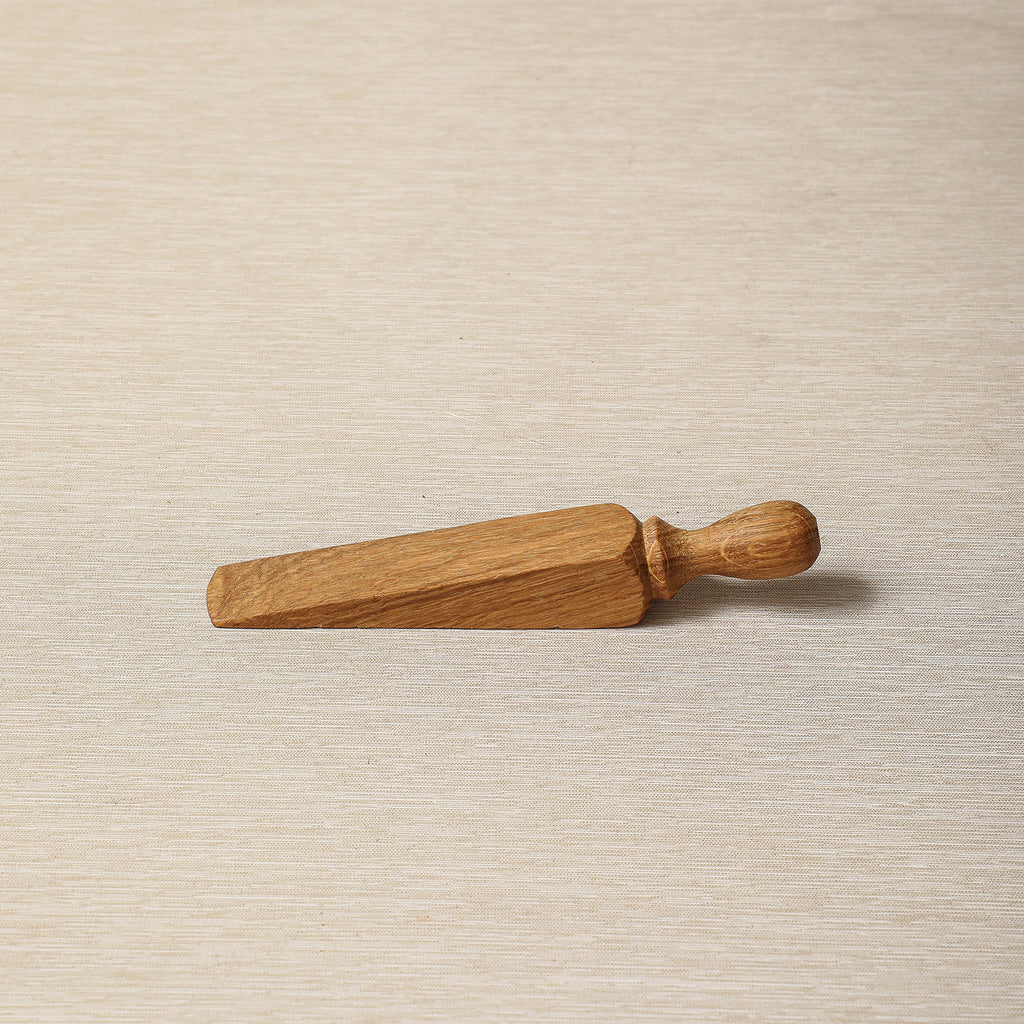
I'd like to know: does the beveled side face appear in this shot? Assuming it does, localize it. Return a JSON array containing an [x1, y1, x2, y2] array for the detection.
[[208, 504, 653, 628]]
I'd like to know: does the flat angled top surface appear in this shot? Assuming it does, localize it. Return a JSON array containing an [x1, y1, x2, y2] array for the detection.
[[222, 503, 639, 601], [210, 504, 645, 627], [3, 2, 1023, 1021]]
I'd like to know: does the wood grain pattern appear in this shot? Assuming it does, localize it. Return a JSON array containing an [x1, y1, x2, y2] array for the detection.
[[207, 501, 820, 628]]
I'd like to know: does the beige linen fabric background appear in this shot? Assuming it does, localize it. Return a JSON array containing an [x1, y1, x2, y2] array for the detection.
[[3, 1, 1023, 1021]]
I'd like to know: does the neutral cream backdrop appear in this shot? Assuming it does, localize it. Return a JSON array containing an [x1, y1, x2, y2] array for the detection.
[[3, 1, 1022, 1021]]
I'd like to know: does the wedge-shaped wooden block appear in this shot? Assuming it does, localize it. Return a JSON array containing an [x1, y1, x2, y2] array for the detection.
[[207, 501, 819, 629]]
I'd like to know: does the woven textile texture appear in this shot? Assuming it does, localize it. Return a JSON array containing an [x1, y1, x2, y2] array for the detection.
[[3, 2, 1022, 1021]]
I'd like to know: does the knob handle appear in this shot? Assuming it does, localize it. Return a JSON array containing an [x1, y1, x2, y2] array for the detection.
[[641, 501, 820, 601]]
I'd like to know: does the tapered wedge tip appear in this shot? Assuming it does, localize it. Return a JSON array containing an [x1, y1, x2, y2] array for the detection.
[[207, 567, 229, 627]]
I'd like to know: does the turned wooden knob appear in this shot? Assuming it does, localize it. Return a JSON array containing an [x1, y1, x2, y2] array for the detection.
[[641, 500, 820, 601]]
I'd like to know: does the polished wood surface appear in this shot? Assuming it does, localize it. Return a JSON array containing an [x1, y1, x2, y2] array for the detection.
[[208, 501, 820, 628]]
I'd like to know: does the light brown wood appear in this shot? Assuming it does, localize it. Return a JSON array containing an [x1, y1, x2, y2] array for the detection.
[[207, 501, 820, 629]]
